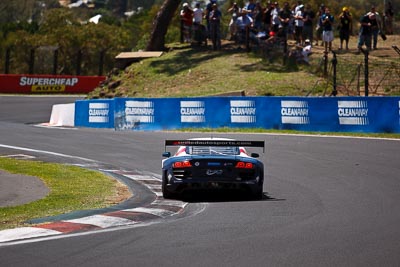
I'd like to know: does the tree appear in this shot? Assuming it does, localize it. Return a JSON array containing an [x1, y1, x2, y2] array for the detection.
[[146, 0, 181, 51]]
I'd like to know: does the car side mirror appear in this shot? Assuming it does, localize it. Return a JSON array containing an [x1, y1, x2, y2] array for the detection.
[[162, 152, 171, 158], [251, 153, 259, 158]]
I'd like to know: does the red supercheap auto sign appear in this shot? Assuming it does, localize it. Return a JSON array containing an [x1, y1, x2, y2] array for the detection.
[[0, 74, 106, 94]]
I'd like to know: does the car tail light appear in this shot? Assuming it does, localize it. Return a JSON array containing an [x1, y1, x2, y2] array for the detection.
[[235, 162, 253, 169], [173, 161, 192, 168]]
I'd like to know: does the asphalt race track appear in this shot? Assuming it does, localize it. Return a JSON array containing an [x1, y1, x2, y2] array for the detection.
[[1, 95, 400, 267]]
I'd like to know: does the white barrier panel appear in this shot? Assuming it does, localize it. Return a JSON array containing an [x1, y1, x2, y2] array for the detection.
[[49, 103, 75, 127]]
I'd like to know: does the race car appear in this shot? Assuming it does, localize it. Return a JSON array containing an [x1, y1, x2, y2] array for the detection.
[[161, 138, 265, 199]]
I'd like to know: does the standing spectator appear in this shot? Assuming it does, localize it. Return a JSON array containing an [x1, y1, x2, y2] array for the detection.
[[279, 2, 292, 39], [321, 7, 334, 52], [209, 3, 222, 50], [303, 4, 315, 46], [253, 2, 264, 32], [294, 0, 303, 13], [271, 2, 281, 32], [180, 3, 194, 43], [263, 1, 273, 33], [294, 4, 305, 45], [338, 7, 352, 50], [367, 6, 382, 50], [193, 2, 204, 25], [315, 4, 325, 46], [205, 0, 216, 37], [228, 2, 241, 40], [358, 12, 374, 52], [385, 1, 394, 35], [245, 0, 257, 18], [193, 2, 205, 45], [236, 8, 255, 46]]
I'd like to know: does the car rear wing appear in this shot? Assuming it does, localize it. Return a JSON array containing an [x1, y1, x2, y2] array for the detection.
[[165, 140, 265, 152]]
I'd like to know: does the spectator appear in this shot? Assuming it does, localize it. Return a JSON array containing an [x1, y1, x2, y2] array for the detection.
[[279, 2, 292, 38], [315, 4, 325, 46], [338, 7, 352, 50], [385, 1, 394, 35], [205, 0, 216, 37], [180, 3, 194, 43], [263, 1, 274, 33], [209, 3, 222, 50], [245, 0, 257, 18], [236, 8, 255, 45], [358, 12, 374, 52], [303, 4, 315, 46], [193, 2, 206, 45], [193, 2, 204, 25], [253, 2, 264, 31], [366, 6, 382, 49], [294, 4, 305, 45], [321, 7, 334, 52], [228, 2, 241, 40], [271, 2, 281, 32]]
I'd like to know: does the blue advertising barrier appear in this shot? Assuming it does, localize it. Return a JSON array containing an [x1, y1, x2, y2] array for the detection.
[[74, 97, 400, 133], [75, 99, 115, 128]]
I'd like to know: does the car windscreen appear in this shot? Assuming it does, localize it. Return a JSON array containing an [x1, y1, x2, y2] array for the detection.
[[187, 146, 240, 155]]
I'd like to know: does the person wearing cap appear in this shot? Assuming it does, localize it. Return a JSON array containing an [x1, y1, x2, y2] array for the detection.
[[180, 3, 194, 43], [338, 7, 352, 50]]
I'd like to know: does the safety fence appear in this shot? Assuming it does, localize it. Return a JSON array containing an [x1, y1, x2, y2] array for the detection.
[[307, 48, 400, 97]]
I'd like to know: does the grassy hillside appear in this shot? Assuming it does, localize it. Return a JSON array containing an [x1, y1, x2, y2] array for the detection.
[[88, 35, 400, 99]]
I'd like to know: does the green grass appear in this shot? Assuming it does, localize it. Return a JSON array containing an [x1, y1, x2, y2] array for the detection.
[[0, 158, 126, 230], [89, 43, 324, 98], [175, 127, 400, 139]]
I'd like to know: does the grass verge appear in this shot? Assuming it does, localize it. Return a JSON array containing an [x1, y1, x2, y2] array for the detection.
[[0, 158, 130, 230], [175, 127, 400, 139]]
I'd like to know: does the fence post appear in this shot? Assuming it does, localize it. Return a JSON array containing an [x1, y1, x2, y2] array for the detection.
[[98, 50, 105, 76], [323, 51, 328, 77], [29, 48, 35, 74], [246, 26, 250, 52], [331, 51, 337, 96], [76, 49, 82, 75], [180, 20, 184, 43], [362, 49, 369, 96], [5, 48, 11, 74], [53, 48, 58, 75]]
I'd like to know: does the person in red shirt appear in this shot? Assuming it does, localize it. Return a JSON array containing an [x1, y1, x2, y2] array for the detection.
[[181, 3, 194, 43]]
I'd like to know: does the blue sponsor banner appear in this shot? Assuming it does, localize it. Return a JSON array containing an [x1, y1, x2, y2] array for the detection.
[[75, 99, 114, 128], [74, 97, 400, 133]]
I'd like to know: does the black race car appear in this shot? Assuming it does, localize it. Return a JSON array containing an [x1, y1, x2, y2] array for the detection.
[[161, 138, 265, 199]]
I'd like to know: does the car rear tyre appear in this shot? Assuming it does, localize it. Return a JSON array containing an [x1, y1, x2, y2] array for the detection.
[[162, 172, 177, 199]]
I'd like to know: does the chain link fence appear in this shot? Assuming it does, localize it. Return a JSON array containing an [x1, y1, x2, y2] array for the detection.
[[308, 47, 400, 96]]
